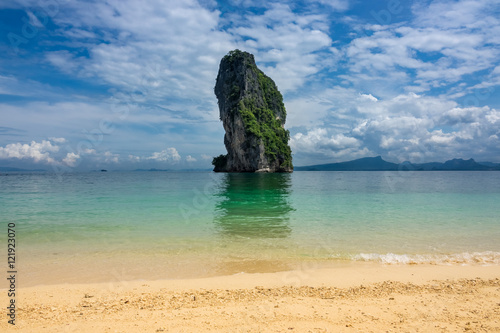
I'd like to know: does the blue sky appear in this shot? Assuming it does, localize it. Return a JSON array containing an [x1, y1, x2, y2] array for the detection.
[[1, 0, 499, 170]]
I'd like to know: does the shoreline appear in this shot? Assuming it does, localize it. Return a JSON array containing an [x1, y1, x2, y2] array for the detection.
[[2, 263, 499, 332], [16, 250, 500, 288]]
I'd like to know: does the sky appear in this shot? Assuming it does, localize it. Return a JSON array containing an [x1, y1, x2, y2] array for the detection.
[[0, 0, 499, 171]]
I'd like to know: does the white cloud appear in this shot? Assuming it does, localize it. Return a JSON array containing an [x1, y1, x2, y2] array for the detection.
[[412, 0, 497, 30], [347, 26, 495, 90], [290, 128, 367, 161], [288, 86, 500, 163], [0, 75, 69, 99], [310, 0, 349, 11], [26, 10, 45, 28], [62, 152, 80, 167], [441, 106, 486, 125], [344, 0, 500, 95], [37, 0, 340, 131], [2, 0, 500, 167], [44, 0, 232, 117], [286, 86, 364, 130], [286, 96, 330, 129], [128, 154, 140, 162], [359, 93, 378, 102], [185, 155, 197, 162], [103, 151, 120, 163], [147, 147, 181, 162], [485, 109, 500, 124], [0, 101, 115, 139], [0, 138, 127, 168], [231, 3, 335, 92], [45, 51, 80, 74], [0, 139, 59, 164], [49, 137, 66, 143], [429, 130, 455, 145], [128, 149, 204, 165]]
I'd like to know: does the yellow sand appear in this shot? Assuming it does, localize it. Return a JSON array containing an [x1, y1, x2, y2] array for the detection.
[[2, 263, 500, 332]]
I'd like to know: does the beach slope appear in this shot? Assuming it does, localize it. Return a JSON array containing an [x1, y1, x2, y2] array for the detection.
[[2, 264, 499, 332]]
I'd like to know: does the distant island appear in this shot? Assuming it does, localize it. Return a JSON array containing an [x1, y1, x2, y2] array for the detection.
[[0, 167, 46, 172], [295, 156, 500, 171]]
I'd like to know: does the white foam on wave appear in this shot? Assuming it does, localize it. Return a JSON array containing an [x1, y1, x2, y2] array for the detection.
[[352, 251, 500, 265]]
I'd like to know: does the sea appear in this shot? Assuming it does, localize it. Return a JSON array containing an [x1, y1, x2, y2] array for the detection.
[[1, 171, 499, 286]]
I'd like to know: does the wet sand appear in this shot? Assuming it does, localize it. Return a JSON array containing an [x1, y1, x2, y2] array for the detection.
[[2, 263, 499, 332]]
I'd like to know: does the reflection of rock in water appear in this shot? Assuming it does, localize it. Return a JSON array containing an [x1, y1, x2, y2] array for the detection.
[[214, 173, 293, 238]]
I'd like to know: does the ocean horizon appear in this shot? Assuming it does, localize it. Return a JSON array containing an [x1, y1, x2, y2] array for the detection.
[[2, 170, 499, 287]]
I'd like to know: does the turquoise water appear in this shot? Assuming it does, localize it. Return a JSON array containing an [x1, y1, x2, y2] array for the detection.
[[1, 171, 499, 285]]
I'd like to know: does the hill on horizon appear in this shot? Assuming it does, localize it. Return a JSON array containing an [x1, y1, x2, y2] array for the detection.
[[0, 167, 46, 172], [295, 156, 500, 171]]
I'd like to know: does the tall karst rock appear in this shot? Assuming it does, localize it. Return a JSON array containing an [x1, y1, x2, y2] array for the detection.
[[212, 50, 293, 173]]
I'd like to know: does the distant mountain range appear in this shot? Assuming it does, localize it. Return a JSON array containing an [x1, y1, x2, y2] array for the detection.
[[295, 156, 500, 171], [0, 167, 46, 172], [133, 168, 212, 172], [2, 158, 499, 173]]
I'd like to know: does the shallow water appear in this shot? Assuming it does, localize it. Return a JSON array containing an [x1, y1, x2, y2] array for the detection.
[[1, 171, 499, 286]]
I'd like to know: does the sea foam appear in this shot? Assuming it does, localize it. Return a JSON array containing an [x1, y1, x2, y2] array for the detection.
[[352, 251, 500, 265]]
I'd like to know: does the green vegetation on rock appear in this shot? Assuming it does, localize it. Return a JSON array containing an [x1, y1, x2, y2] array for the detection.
[[227, 50, 292, 170], [238, 97, 292, 169], [212, 154, 228, 171]]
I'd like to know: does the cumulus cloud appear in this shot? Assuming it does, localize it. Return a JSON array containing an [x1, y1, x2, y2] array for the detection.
[[0, 139, 60, 164], [103, 151, 120, 163], [62, 152, 80, 167], [127, 148, 195, 166], [128, 154, 141, 162], [289, 87, 500, 164], [358, 99, 500, 162], [185, 155, 197, 162], [147, 148, 181, 162], [290, 128, 370, 162], [0, 138, 124, 168]]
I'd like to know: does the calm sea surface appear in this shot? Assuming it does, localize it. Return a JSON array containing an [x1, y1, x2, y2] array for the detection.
[[1, 171, 499, 286]]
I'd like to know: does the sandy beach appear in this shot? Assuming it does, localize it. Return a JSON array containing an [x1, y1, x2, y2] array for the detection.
[[2, 263, 499, 332]]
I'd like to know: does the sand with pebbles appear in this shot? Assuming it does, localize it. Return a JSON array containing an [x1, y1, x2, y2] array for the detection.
[[2, 264, 499, 332]]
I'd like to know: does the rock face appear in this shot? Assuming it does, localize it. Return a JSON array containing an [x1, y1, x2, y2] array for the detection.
[[213, 50, 293, 173]]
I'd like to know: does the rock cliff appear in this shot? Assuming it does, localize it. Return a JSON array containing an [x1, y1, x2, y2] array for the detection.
[[212, 50, 293, 173]]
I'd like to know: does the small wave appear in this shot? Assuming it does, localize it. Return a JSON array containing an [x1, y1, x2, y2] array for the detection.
[[351, 251, 500, 265]]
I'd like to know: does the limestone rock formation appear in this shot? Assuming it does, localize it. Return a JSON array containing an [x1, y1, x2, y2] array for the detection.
[[212, 50, 293, 173]]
